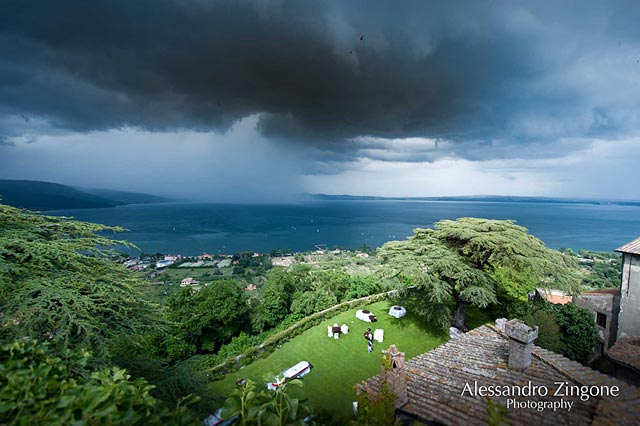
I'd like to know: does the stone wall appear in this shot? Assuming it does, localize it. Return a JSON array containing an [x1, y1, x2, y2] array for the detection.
[[618, 253, 640, 339], [574, 292, 620, 352]]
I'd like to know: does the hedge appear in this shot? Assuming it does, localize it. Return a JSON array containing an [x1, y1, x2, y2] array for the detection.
[[208, 290, 398, 378]]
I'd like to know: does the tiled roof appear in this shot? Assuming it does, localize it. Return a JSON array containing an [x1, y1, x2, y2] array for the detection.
[[545, 294, 573, 304], [360, 324, 640, 425], [607, 336, 640, 372], [615, 237, 640, 255], [536, 288, 573, 305]]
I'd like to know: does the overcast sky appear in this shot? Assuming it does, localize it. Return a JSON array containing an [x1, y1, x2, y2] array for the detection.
[[1, 0, 639, 201]]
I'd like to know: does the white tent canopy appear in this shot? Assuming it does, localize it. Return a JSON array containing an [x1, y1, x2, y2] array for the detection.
[[388, 305, 406, 318], [356, 309, 377, 322]]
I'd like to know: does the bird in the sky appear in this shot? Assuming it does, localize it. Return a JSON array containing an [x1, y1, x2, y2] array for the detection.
[[360, 34, 365, 41]]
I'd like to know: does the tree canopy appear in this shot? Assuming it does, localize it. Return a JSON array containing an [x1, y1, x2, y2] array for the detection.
[[521, 300, 598, 364], [0, 203, 195, 423], [0, 339, 193, 425], [167, 279, 250, 353], [221, 378, 310, 426], [0, 203, 162, 363], [378, 218, 579, 330]]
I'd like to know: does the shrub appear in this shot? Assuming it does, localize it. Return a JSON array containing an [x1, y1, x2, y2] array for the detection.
[[523, 309, 564, 354], [552, 303, 598, 364], [0, 339, 193, 425]]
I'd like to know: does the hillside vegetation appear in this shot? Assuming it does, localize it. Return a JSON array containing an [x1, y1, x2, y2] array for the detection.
[[0, 179, 169, 210], [0, 203, 599, 424], [0, 203, 194, 423]]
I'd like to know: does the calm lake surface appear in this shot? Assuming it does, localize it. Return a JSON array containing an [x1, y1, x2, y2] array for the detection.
[[48, 200, 640, 255]]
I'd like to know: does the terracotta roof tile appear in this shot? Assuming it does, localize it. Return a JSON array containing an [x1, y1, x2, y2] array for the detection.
[[536, 288, 573, 305], [360, 324, 640, 425], [615, 237, 640, 255], [546, 294, 573, 304], [607, 336, 640, 371]]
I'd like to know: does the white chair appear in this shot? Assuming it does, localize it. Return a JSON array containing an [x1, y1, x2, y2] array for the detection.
[[341, 324, 349, 334], [327, 326, 333, 338], [373, 329, 384, 343]]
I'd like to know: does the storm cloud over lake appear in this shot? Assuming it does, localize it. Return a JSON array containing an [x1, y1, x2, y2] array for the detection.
[[1, 1, 639, 201]]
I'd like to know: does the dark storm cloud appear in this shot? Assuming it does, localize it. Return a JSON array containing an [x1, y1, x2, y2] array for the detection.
[[1, 0, 639, 155], [0, 136, 15, 147]]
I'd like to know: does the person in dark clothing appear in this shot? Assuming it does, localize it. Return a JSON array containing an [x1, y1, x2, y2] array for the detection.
[[364, 328, 373, 352]]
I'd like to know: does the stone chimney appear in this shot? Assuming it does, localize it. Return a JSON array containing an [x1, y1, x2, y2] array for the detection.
[[381, 345, 408, 408], [505, 319, 538, 371]]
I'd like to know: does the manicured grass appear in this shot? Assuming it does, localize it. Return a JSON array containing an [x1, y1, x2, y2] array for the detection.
[[209, 300, 487, 418]]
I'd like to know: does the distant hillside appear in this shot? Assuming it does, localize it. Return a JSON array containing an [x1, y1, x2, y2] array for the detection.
[[0, 180, 169, 211], [307, 193, 640, 206], [80, 188, 170, 205]]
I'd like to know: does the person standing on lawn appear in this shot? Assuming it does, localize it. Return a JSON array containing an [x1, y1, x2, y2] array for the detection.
[[364, 328, 373, 352]]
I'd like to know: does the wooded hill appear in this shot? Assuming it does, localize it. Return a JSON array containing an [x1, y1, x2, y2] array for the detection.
[[0, 179, 169, 211]]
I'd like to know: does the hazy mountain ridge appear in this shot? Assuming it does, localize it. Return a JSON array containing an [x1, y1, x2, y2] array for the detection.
[[79, 188, 170, 205], [307, 193, 640, 206], [0, 179, 170, 211]]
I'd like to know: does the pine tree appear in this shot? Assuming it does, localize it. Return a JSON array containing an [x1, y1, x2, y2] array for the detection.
[[378, 218, 579, 330]]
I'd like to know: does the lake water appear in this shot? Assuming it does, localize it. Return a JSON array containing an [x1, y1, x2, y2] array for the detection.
[[48, 200, 640, 255]]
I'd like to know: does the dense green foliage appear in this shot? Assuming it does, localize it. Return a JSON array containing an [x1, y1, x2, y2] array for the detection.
[[252, 269, 296, 330], [249, 267, 389, 333], [289, 289, 336, 317], [552, 303, 599, 364], [344, 275, 384, 300], [378, 218, 579, 330], [522, 309, 565, 354], [0, 202, 604, 423], [0, 339, 192, 425], [520, 300, 598, 364], [0, 203, 161, 362], [159, 264, 392, 377], [167, 280, 250, 354], [560, 248, 622, 289], [232, 252, 273, 280], [221, 379, 311, 426], [0, 204, 202, 423]]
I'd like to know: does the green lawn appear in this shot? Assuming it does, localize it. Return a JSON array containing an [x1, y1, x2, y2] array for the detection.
[[209, 300, 490, 418]]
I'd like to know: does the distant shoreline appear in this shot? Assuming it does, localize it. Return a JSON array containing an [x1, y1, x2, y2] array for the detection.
[[306, 193, 640, 207], [42, 200, 640, 255]]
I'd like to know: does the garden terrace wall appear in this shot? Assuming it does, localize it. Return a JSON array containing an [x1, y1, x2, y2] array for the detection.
[[209, 290, 398, 377]]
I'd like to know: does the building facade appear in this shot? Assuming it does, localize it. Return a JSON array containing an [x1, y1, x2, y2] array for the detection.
[[574, 288, 620, 355], [616, 237, 640, 339]]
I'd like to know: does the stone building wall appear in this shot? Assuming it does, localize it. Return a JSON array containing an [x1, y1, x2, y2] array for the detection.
[[574, 292, 620, 352], [618, 253, 640, 339]]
